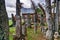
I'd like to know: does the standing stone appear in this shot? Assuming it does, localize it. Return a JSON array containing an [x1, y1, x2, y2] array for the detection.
[[0, 0, 9, 40]]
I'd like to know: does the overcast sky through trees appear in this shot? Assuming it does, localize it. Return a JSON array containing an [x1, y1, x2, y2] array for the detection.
[[5, 0, 47, 18]]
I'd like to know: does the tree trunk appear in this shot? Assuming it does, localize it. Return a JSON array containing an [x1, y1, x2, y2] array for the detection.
[[45, 0, 53, 40], [16, 0, 22, 40], [40, 14, 45, 32], [27, 13, 31, 28], [58, 0, 60, 35], [22, 15, 27, 40], [34, 14, 37, 33], [0, 0, 9, 40], [55, 0, 59, 32], [11, 14, 16, 27], [31, 0, 37, 33]]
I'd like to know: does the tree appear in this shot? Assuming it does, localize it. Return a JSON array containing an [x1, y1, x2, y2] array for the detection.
[[11, 14, 16, 27], [27, 13, 31, 28], [38, 3, 46, 15], [22, 16, 27, 40], [38, 3, 46, 33], [45, 0, 53, 40], [15, 0, 22, 40], [55, 0, 59, 32], [0, 0, 9, 40], [36, 8, 42, 14], [31, 0, 38, 33]]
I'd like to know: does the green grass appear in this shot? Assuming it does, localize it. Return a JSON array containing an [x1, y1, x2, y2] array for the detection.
[[9, 20, 13, 26], [27, 28, 41, 40], [9, 27, 41, 40], [9, 20, 60, 40], [9, 20, 44, 40], [9, 27, 16, 40], [9, 20, 15, 40]]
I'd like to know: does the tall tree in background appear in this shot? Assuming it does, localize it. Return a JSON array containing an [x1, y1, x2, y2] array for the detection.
[[55, 0, 59, 32], [57, 0, 60, 34], [45, 0, 53, 40], [38, 3, 46, 33], [31, 0, 38, 33], [11, 14, 16, 27], [27, 13, 31, 28], [16, 0, 22, 40], [0, 0, 9, 40]]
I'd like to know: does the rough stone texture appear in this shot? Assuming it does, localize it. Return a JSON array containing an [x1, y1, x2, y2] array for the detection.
[[0, 0, 9, 40]]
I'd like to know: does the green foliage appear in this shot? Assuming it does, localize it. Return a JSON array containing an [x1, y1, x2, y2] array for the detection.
[[36, 8, 41, 13], [9, 27, 16, 40], [9, 20, 13, 26], [9, 20, 42, 40], [36, 8, 43, 14], [9, 27, 41, 40], [27, 28, 41, 40]]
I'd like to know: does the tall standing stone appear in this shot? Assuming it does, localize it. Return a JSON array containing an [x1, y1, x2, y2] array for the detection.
[[0, 0, 9, 40]]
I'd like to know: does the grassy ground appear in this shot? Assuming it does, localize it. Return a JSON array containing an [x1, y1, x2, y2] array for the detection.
[[9, 27, 46, 40], [9, 20, 45, 40], [9, 20, 13, 26], [9, 20, 60, 40], [9, 27, 16, 40]]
